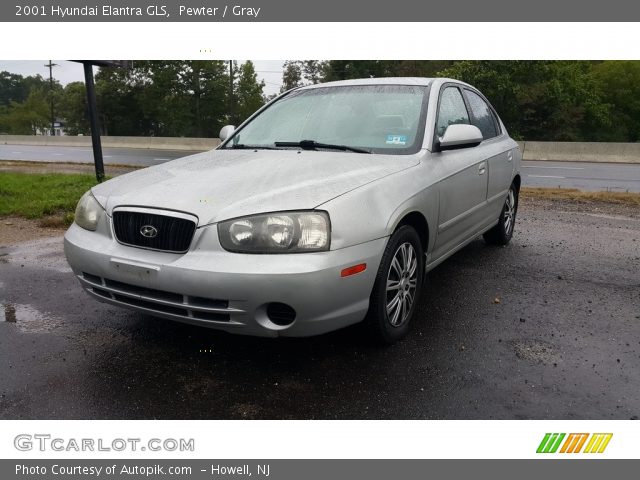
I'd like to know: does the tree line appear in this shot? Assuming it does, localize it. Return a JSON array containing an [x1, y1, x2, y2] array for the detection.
[[282, 60, 640, 142], [0, 60, 265, 137], [2, 60, 639, 141]]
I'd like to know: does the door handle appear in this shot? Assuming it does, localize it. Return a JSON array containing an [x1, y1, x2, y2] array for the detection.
[[478, 162, 486, 175]]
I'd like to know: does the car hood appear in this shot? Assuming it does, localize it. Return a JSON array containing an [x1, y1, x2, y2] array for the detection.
[[92, 149, 419, 225]]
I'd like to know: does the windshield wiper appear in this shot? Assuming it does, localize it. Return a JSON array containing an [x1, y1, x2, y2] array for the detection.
[[274, 140, 371, 154], [227, 144, 281, 150]]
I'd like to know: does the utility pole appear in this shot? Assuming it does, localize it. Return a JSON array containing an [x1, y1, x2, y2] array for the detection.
[[229, 60, 234, 125], [44, 60, 57, 136]]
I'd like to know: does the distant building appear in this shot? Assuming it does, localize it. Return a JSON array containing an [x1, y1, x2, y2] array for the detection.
[[36, 118, 67, 136]]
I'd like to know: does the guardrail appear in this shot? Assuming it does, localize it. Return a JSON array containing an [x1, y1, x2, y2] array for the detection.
[[0, 135, 220, 151], [517, 141, 640, 164], [1, 135, 639, 163]]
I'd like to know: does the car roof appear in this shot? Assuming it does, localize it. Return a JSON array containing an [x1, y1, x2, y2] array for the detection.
[[297, 77, 469, 90]]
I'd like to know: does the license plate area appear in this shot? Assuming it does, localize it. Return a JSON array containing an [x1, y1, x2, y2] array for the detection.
[[110, 257, 160, 283]]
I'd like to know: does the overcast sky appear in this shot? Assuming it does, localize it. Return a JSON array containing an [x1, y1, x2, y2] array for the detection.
[[0, 60, 285, 96]]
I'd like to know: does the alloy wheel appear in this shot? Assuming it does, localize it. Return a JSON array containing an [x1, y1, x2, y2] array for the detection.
[[504, 189, 515, 235], [385, 242, 418, 327]]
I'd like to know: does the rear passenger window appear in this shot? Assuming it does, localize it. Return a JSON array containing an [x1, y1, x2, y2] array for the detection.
[[436, 87, 470, 137], [465, 90, 498, 140]]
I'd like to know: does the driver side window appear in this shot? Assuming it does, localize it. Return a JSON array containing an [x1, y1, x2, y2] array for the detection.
[[436, 87, 471, 138]]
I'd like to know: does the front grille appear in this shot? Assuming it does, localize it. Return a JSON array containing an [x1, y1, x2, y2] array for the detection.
[[82, 272, 234, 323], [113, 210, 196, 253]]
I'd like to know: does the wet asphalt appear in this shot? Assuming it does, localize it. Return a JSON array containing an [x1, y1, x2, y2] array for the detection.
[[1, 200, 639, 420]]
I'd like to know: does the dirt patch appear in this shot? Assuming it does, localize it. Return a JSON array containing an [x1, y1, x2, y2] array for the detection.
[[513, 341, 562, 366], [520, 194, 640, 219], [521, 187, 640, 210], [229, 403, 262, 419], [0, 216, 65, 247]]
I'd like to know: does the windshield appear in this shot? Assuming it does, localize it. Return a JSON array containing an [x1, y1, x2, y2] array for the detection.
[[225, 84, 428, 155]]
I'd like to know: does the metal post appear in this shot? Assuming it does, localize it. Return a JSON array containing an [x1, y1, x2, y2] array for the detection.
[[45, 61, 57, 136], [83, 62, 105, 183]]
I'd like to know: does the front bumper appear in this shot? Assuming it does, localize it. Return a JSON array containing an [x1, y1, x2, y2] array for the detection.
[[64, 223, 386, 337]]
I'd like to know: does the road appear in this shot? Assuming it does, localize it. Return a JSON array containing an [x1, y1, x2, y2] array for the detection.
[[1, 199, 639, 419], [522, 160, 640, 192], [1, 144, 640, 191], [0, 144, 191, 167]]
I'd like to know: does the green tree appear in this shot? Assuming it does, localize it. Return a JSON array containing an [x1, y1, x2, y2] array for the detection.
[[134, 60, 229, 137], [58, 82, 89, 136], [280, 61, 303, 92], [280, 60, 329, 93], [0, 71, 50, 107], [96, 63, 154, 136], [0, 88, 50, 134], [439, 61, 610, 141], [95, 61, 230, 137], [235, 61, 265, 123], [319, 60, 454, 82], [591, 61, 640, 141]]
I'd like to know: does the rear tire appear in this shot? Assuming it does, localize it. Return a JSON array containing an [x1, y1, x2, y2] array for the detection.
[[484, 182, 518, 246], [365, 225, 424, 344]]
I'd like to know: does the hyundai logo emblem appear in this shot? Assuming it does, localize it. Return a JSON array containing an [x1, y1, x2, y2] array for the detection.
[[140, 225, 159, 238]]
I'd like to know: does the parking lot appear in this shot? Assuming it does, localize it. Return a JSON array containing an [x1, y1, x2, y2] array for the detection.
[[1, 197, 639, 419]]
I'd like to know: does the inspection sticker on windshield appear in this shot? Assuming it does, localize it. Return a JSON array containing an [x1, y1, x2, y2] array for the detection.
[[386, 135, 407, 145]]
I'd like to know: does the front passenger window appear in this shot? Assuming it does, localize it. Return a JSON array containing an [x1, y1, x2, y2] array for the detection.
[[436, 87, 470, 137], [465, 90, 498, 140]]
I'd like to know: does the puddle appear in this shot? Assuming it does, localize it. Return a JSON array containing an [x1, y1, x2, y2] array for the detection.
[[1, 302, 61, 333]]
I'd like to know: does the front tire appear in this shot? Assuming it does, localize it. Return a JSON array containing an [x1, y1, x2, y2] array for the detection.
[[484, 182, 518, 246], [366, 225, 424, 344]]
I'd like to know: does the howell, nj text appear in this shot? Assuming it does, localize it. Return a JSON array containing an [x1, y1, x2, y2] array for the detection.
[[210, 464, 270, 477]]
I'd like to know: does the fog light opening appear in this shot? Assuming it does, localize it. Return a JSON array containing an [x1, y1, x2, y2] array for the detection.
[[266, 302, 297, 326], [341, 263, 367, 277]]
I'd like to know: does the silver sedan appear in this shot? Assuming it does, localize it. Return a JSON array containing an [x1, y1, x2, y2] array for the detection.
[[64, 77, 521, 343]]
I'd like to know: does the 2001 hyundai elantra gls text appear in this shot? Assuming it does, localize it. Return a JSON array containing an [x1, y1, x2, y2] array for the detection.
[[65, 77, 522, 343]]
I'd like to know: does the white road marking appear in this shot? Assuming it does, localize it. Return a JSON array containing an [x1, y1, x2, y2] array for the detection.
[[153, 158, 170, 161], [11, 151, 21, 154], [52, 153, 64, 156], [528, 174, 566, 179], [522, 165, 584, 170], [103, 156, 113, 158]]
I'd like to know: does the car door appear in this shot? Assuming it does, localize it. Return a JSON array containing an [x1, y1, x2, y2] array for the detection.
[[463, 88, 515, 224], [431, 85, 489, 261]]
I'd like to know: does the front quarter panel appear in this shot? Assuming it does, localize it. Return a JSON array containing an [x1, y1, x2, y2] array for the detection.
[[320, 155, 438, 253]]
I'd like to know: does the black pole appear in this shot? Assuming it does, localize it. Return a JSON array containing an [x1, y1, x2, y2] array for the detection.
[[45, 61, 57, 136], [83, 62, 105, 183]]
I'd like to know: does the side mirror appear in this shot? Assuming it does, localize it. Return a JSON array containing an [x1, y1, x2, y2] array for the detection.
[[219, 125, 236, 143], [438, 124, 483, 151]]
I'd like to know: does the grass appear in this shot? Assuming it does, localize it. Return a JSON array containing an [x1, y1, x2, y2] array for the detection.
[[521, 187, 640, 206], [1, 171, 638, 229], [0, 172, 99, 226]]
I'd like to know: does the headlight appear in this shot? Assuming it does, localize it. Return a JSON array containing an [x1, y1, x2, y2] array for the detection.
[[74, 191, 103, 231], [218, 211, 330, 253]]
